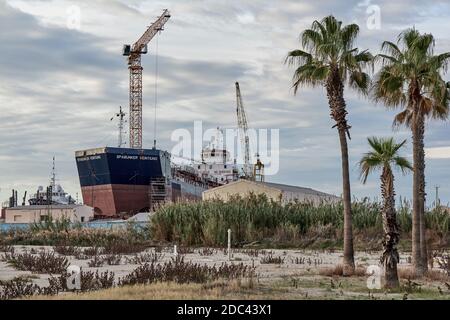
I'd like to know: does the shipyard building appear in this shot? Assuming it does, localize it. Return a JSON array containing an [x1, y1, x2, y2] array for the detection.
[[202, 180, 340, 205], [4, 204, 94, 224]]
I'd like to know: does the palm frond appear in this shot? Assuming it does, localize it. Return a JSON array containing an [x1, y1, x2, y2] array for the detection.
[[359, 137, 411, 183], [393, 156, 413, 174], [381, 41, 403, 60], [341, 24, 360, 49], [287, 15, 372, 97], [349, 71, 371, 95], [285, 50, 313, 66], [301, 29, 323, 53]]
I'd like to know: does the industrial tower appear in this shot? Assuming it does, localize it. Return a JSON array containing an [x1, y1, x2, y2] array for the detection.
[[123, 10, 171, 149]]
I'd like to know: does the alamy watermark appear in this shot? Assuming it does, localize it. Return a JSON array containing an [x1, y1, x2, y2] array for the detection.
[[66, 265, 81, 290], [366, 265, 382, 289], [353, 1, 382, 31], [366, 4, 381, 30], [66, 5, 81, 31], [170, 121, 280, 176]]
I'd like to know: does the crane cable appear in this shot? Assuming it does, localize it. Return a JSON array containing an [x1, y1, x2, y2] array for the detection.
[[153, 32, 159, 149]]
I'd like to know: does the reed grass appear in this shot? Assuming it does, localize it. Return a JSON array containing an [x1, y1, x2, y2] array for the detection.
[[150, 194, 450, 247]]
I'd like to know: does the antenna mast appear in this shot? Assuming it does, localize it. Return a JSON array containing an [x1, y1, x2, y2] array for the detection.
[[111, 106, 127, 148], [51, 156, 56, 188]]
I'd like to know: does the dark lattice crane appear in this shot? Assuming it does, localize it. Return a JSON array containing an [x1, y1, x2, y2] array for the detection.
[[123, 10, 171, 149], [235, 82, 253, 179]]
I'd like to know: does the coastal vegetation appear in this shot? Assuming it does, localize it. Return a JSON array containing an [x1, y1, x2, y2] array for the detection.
[[1, 195, 449, 251], [150, 195, 450, 250]]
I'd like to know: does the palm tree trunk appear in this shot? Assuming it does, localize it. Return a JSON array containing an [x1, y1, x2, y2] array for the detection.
[[418, 115, 428, 272], [338, 129, 355, 275], [412, 113, 425, 276], [380, 167, 400, 288], [326, 66, 355, 275]]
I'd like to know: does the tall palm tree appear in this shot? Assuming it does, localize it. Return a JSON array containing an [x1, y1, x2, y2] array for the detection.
[[359, 137, 412, 288], [286, 16, 373, 274], [373, 29, 450, 276]]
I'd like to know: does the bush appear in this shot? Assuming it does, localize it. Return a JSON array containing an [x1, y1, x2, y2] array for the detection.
[[260, 254, 284, 264], [118, 256, 255, 286], [0, 277, 41, 300], [0, 226, 151, 248], [1, 251, 69, 274]]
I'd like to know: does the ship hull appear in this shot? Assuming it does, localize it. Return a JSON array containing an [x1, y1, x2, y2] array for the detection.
[[75, 147, 208, 217], [80, 184, 151, 216], [76, 147, 171, 217]]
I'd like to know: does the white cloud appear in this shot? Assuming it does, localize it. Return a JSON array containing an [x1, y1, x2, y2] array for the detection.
[[426, 147, 450, 159]]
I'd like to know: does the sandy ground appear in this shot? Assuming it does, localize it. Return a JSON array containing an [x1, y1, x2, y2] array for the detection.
[[0, 246, 411, 285], [1, 246, 449, 300]]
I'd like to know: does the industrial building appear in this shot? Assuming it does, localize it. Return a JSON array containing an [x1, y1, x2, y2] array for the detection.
[[4, 204, 94, 224], [202, 180, 340, 205]]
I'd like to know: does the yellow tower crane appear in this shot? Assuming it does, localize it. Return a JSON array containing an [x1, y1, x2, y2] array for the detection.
[[123, 10, 171, 149]]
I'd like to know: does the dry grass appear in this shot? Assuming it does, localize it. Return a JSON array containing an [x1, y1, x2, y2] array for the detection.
[[398, 267, 449, 281], [27, 280, 263, 300], [318, 264, 366, 277], [23, 272, 450, 300]]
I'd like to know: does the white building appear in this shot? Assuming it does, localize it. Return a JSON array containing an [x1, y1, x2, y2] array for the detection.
[[5, 204, 94, 224]]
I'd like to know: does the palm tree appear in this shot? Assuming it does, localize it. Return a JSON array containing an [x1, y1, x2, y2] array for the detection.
[[286, 16, 373, 274], [373, 29, 450, 276], [359, 137, 412, 288]]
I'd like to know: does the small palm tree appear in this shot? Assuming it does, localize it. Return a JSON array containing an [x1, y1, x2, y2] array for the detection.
[[373, 29, 450, 275], [359, 137, 412, 288], [286, 16, 373, 274]]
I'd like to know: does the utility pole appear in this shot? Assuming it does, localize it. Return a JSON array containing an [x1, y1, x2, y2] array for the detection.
[[435, 185, 440, 209]]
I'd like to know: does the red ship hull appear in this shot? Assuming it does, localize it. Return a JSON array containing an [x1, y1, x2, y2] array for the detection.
[[81, 184, 151, 217]]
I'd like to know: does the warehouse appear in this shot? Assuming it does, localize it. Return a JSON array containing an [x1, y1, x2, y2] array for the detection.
[[202, 180, 340, 205], [4, 204, 94, 224]]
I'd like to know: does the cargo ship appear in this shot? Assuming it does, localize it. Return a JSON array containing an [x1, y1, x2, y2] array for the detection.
[[75, 139, 237, 218]]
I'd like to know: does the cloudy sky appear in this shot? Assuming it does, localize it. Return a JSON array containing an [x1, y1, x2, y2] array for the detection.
[[0, 0, 449, 205]]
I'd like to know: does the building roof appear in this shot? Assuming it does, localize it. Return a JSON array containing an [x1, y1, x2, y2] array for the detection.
[[6, 204, 88, 210], [127, 212, 153, 222], [204, 179, 339, 199], [258, 182, 338, 198]]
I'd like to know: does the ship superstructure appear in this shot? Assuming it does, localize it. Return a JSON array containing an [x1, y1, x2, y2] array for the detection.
[[29, 157, 76, 206]]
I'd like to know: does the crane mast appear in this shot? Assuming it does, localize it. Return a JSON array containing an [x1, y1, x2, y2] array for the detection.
[[123, 9, 171, 149], [235, 82, 253, 179]]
